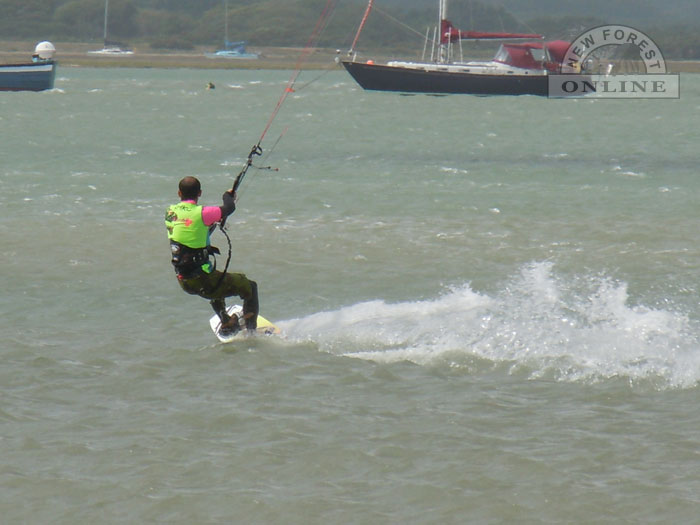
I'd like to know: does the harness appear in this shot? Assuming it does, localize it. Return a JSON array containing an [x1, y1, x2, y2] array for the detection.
[[170, 241, 220, 278]]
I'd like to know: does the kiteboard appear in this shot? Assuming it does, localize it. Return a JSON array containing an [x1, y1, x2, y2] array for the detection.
[[209, 304, 281, 343]]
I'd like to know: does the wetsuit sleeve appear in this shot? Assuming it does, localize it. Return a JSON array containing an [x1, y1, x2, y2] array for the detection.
[[220, 190, 236, 219]]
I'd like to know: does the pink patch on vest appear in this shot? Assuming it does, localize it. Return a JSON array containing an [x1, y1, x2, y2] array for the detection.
[[184, 218, 193, 227]]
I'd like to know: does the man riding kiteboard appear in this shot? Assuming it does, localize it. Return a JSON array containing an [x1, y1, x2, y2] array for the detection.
[[165, 176, 258, 335]]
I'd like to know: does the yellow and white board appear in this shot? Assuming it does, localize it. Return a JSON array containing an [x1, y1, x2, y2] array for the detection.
[[209, 304, 281, 343]]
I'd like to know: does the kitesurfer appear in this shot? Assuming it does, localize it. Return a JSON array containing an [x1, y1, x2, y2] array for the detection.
[[165, 176, 258, 334]]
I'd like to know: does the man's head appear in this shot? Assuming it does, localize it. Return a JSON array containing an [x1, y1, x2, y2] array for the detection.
[[178, 176, 202, 201]]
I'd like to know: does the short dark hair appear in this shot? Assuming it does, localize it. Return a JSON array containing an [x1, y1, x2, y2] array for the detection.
[[179, 176, 201, 200]]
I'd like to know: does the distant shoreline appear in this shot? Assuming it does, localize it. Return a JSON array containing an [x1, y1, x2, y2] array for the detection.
[[0, 42, 342, 71], [2, 41, 699, 73]]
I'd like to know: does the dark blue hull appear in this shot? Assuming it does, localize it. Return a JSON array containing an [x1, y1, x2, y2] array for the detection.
[[0, 61, 57, 92], [341, 60, 548, 96]]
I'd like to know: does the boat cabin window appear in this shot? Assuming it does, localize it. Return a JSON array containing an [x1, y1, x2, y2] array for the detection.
[[530, 48, 545, 62], [493, 45, 509, 63]]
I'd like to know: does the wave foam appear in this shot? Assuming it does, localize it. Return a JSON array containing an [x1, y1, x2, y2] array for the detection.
[[280, 262, 699, 389]]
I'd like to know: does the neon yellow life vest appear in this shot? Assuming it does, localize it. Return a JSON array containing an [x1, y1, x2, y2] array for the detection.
[[165, 202, 208, 247], [165, 202, 212, 274]]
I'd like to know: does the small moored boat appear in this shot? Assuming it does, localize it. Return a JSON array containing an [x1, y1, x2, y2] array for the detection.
[[0, 41, 57, 92], [204, 1, 258, 60], [88, 0, 134, 56]]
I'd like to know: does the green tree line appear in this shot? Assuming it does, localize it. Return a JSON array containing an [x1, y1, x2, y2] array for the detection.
[[0, 0, 698, 58]]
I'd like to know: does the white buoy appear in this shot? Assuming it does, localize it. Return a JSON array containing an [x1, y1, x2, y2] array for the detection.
[[34, 41, 56, 60]]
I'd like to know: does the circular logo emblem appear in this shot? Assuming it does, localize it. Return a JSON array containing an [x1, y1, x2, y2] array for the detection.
[[561, 25, 667, 74]]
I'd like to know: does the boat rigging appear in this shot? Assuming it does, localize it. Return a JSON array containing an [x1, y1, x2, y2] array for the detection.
[[342, 0, 571, 96]]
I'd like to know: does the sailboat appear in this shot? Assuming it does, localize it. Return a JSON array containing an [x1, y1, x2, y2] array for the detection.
[[88, 0, 134, 55], [340, 0, 570, 96], [204, 0, 258, 59]]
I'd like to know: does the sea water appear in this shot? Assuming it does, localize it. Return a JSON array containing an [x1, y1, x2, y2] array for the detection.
[[1, 67, 699, 523]]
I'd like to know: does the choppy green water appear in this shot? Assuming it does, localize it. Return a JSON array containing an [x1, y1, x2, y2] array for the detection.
[[1, 67, 699, 523]]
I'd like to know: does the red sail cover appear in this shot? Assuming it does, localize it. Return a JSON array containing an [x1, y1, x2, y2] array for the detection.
[[440, 19, 542, 44]]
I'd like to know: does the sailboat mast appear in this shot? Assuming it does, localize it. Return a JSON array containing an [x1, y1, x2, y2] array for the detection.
[[224, 0, 229, 47], [103, 0, 109, 43], [438, 0, 448, 63]]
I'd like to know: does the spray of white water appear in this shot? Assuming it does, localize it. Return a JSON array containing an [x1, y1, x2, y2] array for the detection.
[[280, 262, 699, 389]]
